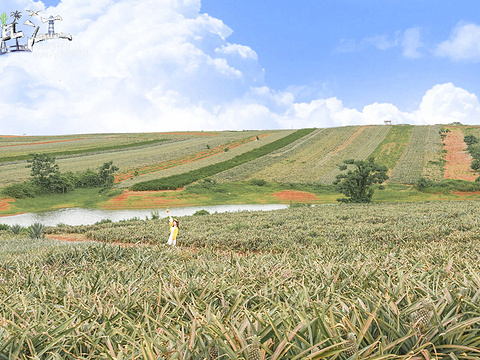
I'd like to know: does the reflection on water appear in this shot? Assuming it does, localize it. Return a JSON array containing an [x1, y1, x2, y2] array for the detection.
[[0, 204, 288, 227]]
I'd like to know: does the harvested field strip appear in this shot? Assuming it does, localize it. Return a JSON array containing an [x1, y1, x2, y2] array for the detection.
[[443, 127, 476, 181], [115, 134, 271, 182], [317, 125, 391, 184], [369, 125, 413, 170], [0, 138, 87, 148], [389, 125, 443, 184]]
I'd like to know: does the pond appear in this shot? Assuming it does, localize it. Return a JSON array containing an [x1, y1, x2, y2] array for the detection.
[[0, 204, 289, 227]]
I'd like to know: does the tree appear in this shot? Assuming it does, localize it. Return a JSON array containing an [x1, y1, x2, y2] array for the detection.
[[98, 161, 119, 189], [333, 158, 388, 203], [27, 153, 61, 191]]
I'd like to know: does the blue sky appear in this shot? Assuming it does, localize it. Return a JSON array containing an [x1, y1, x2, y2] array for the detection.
[[201, 0, 480, 111], [1, 0, 480, 134]]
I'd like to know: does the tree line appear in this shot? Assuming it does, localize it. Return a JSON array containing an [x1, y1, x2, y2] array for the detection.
[[2, 154, 118, 199]]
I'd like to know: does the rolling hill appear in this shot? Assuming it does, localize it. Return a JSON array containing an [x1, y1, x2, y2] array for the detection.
[[0, 124, 477, 190]]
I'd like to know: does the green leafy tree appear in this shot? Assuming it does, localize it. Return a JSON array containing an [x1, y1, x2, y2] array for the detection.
[[27, 153, 61, 191], [98, 161, 119, 189], [333, 158, 388, 203]]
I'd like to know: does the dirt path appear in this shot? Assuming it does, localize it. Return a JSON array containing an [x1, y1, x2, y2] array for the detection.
[[443, 128, 476, 181]]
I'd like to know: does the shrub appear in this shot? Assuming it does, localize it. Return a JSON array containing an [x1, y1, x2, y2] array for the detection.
[[10, 224, 23, 234], [249, 179, 267, 186], [416, 177, 432, 190], [28, 223, 45, 239], [2, 181, 39, 199], [193, 210, 210, 216], [464, 135, 478, 146]]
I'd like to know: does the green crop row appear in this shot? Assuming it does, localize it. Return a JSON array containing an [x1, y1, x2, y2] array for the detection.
[[369, 125, 413, 170], [130, 128, 315, 191]]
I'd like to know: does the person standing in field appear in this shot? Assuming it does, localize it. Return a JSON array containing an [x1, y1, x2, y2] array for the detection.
[[166, 209, 179, 246]]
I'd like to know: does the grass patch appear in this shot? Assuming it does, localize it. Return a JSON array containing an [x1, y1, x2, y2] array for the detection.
[[2, 188, 120, 215]]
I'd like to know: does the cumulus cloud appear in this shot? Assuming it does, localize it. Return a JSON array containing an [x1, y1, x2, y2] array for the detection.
[[414, 83, 480, 124], [0, 0, 479, 135], [436, 22, 480, 61]]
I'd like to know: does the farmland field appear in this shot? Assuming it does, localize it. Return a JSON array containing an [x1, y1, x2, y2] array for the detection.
[[2, 125, 480, 213], [389, 126, 443, 184], [368, 125, 413, 172], [219, 126, 391, 184], [0, 131, 279, 187], [1, 201, 480, 358]]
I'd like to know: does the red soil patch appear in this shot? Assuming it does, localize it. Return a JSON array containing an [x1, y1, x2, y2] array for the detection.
[[101, 190, 195, 209], [0, 198, 14, 212], [443, 128, 476, 181], [46, 233, 90, 242], [272, 190, 320, 202], [331, 126, 369, 156], [0, 138, 87, 148]]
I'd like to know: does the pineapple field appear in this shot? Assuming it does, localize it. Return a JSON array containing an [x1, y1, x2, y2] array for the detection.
[[1, 124, 479, 192], [1, 201, 480, 358]]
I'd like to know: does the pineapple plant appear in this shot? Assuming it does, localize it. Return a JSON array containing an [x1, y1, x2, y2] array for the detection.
[[414, 299, 434, 329], [207, 344, 219, 359], [343, 332, 357, 357], [248, 336, 262, 360]]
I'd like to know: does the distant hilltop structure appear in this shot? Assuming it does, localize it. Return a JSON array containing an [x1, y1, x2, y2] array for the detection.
[[0, 10, 72, 55]]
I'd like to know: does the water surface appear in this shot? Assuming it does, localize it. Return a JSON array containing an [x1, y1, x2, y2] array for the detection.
[[0, 204, 288, 227]]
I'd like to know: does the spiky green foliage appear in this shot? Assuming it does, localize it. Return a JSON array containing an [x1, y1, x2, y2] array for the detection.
[[2, 201, 480, 358]]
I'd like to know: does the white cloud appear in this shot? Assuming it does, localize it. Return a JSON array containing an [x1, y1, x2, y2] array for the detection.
[[402, 27, 423, 58], [336, 29, 423, 58], [436, 22, 480, 61], [414, 83, 480, 124], [0, 1, 479, 136], [216, 44, 258, 60]]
